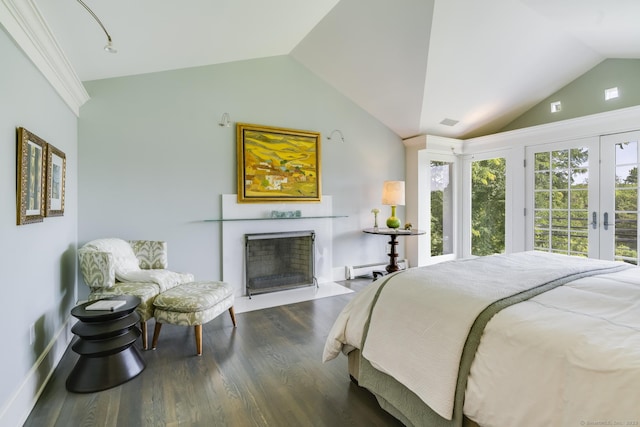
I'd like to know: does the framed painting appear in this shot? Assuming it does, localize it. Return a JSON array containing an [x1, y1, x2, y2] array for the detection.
[[46, 143, 66, 217], [17, 127, 46, 225], [237, 123, 321, 203]]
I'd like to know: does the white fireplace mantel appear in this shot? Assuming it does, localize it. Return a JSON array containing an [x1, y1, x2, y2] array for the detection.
[[220, 194, 334, 297]]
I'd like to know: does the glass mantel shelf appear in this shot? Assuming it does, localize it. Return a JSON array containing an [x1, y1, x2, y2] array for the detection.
[[204, 215, 347, 222]]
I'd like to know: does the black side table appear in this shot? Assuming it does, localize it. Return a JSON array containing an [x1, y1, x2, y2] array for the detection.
[[66, 295, 145, 393], [363, 228, 425, 274]]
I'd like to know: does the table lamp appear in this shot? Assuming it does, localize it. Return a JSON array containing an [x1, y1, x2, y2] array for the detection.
[[381, 180, 405, 229]]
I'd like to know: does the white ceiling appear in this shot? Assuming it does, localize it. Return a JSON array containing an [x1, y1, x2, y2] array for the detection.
[[34, 0, 640, 139]]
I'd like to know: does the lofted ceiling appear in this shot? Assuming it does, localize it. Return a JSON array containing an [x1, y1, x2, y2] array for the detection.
[[33, 0, 640, 140]]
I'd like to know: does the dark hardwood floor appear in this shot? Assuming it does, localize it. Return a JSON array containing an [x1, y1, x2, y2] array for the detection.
[[24, 278, 403, 427]]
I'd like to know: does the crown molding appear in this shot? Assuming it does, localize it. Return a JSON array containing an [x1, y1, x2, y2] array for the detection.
[[1, 0, 89, 116]]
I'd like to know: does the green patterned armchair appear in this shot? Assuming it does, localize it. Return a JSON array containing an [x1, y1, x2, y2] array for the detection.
[[78, 238, 194, 349]]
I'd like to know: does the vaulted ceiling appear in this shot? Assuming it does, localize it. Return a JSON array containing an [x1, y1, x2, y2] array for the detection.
[[33, 0, 640, 139]]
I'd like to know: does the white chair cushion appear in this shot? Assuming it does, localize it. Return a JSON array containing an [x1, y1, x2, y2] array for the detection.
[[117, 269, 194, 293]]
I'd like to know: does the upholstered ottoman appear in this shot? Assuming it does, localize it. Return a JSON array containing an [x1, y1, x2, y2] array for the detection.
[[151, 281, 236, 356]]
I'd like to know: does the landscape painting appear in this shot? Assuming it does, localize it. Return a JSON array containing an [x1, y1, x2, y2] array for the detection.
[[237, 123, 321, 203], [17, 127, 47, 225], [46, 143, 66, 217]]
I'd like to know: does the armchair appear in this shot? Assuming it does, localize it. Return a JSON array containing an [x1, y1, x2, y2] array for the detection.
[[78, 238, 194, 349]]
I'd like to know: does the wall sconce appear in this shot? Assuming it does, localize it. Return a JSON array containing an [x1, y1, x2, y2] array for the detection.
[[381, 180, 405, 229], [76, 0, 117, 53], [327, 129, 345, 142], [218, 113, 231, 127]]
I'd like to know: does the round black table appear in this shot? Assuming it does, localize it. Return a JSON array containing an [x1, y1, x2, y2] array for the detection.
[[66, 295, 145, 393], [363, 228, 425, 273]]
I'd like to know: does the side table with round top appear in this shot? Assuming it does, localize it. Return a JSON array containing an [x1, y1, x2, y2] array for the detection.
[[67, 295, 145, 393], [363, 228, 426, 274]]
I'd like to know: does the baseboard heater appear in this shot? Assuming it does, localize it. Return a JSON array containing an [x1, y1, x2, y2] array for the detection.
[[345, 259, 409, 280]]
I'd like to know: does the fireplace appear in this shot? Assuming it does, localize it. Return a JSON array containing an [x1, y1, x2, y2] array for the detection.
[[221, 194, 334, 297], [244, 230, 316, 297]]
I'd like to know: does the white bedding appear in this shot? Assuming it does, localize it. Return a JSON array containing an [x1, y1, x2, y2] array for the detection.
[[465, 267, 640, 427], [323, 254, 640, 426]]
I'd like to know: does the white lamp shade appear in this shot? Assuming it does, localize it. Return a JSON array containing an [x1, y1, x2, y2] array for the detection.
[[381, 180, 405, 206]]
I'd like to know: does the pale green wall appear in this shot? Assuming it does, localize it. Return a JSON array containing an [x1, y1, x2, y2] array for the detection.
[[0, 26, 78, 426], [502, 59, 640, 131], [78, 55, 404, 299]]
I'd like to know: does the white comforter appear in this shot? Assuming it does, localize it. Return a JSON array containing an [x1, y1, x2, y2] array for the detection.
[[323, 254, 640, 427]]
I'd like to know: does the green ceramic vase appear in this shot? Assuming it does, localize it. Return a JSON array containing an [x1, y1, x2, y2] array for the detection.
[[386, 205, 401, 229]]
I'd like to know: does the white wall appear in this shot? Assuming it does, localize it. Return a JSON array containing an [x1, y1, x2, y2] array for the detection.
[[78, 56, 405, 299], [0, 26, 78, 426]]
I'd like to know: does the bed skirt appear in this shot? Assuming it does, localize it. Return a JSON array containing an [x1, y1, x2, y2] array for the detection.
[[347, 349, 480, 427]]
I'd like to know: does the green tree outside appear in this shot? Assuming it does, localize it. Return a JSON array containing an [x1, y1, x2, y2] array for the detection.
[[471, 158, 506, 256]]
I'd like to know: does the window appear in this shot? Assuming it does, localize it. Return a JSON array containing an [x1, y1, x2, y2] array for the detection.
[[471, 157, 506, 256], [609, 137, 639, 264], [430, 161, 454, 256], [605, 87, 619, 101], [526, 132, 640, 265], [532, 148, 589, 256]]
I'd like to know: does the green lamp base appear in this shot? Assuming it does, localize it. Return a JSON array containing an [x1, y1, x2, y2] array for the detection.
[[386, 205, 401, 229], [386, 216, 401, 229]]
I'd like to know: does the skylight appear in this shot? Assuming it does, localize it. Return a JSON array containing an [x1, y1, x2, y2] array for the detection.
[[605, 87, 619, 100]]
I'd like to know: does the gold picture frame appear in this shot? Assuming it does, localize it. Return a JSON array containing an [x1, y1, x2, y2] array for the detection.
[[237, 123, 321, 203], [17, 127, 46, 225], [46, 143, 66, 217]]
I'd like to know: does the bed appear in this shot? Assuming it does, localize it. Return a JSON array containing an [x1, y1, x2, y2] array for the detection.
[[323, 251, 640, 427]]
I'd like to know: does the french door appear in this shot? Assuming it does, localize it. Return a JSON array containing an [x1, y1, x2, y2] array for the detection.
[[526, 130, 640, 264], [601, 131, 640, 264]]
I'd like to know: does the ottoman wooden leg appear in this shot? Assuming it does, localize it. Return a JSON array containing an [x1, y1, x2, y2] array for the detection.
[[195, 324, 203, 356], [229, 307, 237, 327], [151, 322, 163, 350], [140, 320, 148, 350]]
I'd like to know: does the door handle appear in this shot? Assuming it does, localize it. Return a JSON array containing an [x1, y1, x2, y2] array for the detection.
[[591, 212, 598, 229], [603, 212, 609, 231]]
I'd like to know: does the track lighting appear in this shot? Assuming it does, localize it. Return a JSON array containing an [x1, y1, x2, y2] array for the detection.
[[76, 0, 117, 54]]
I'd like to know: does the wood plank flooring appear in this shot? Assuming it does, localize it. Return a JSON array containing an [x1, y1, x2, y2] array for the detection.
[[24, 279, 403, 427]]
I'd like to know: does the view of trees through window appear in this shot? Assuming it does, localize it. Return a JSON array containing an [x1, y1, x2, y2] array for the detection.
[[471, 158, 506, 256], [533, 148, 590, 257], [614, 141, 639, 264], [429, 138, 638, 263], [533, 142, 638, 264], [430, 161, 454, 257]]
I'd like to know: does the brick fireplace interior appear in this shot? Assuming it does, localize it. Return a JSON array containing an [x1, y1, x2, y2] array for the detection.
[[244, 230, 316, 297]]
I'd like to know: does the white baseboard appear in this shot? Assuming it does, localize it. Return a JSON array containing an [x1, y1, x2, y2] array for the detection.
[[344, 260, 409, 279], [332, 266, 347, 281], [0, 316, 74, 427]]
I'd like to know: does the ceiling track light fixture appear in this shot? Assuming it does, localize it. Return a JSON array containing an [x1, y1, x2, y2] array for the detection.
[[76, 0, 117, 53], [327, 129, 345, 142]]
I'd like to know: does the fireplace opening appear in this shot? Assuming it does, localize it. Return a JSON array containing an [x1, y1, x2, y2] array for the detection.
[[244, 230, 316, 297]]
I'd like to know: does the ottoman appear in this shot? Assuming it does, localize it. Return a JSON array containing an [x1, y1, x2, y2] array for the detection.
[[151, 281, 236, 356]]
